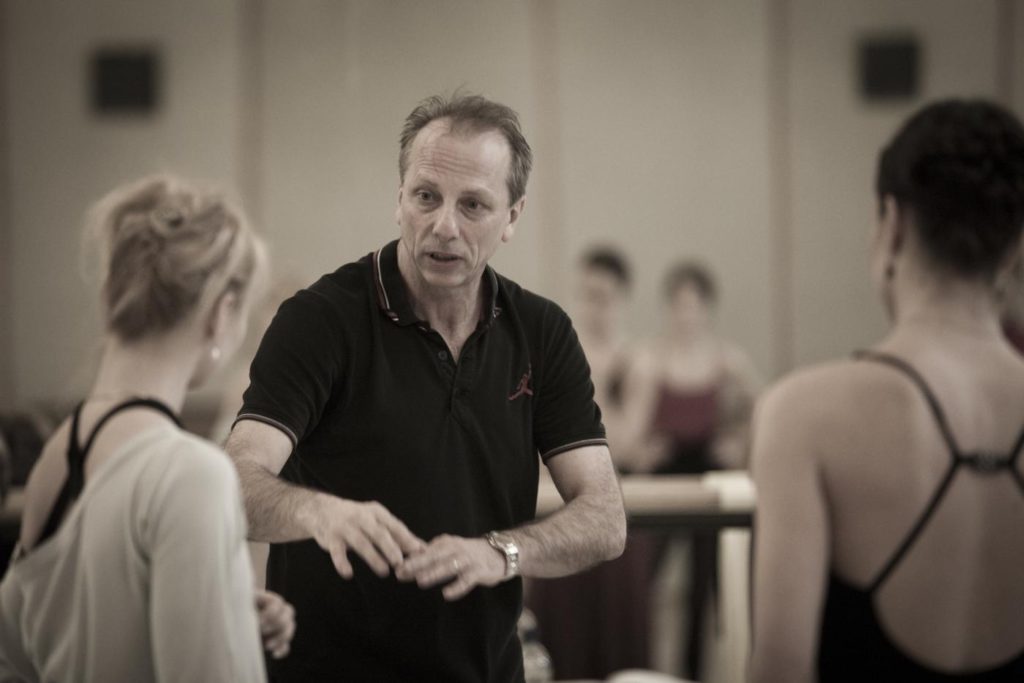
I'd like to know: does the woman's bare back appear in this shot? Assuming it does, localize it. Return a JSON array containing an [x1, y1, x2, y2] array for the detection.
[[821, 338, 1024, 671]]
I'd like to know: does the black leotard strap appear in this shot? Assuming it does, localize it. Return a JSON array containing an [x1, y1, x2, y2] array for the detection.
[[853, 350, 962, 460], [36, 397, 182, 545], [855, 350, 1024, 591], [867, 464, 959, 593], [853, 350, 966, 593]]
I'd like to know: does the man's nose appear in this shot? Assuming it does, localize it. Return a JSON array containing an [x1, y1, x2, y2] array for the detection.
[[431, 202, 459, 241]]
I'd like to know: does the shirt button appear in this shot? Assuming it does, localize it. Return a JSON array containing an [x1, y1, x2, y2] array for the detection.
[[437, 351, 447, 361]]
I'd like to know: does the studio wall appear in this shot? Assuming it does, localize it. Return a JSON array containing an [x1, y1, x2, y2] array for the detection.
[[2, 0, 244, 403], [1, 0, 1021, 408]]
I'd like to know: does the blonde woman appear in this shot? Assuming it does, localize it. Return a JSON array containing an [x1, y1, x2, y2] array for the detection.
[[0, 176, 291, 682]]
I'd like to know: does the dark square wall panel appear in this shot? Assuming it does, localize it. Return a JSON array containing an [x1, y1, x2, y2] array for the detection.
[[858, 35, 920, 101], [91, 48, 160, 115]]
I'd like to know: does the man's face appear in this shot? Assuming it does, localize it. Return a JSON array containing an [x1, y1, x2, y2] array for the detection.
[[395, 118, 524, 293]]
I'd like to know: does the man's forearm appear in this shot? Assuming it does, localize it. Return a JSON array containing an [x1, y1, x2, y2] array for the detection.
[[235, 460, 327, 543], [507, 485, 626, 578]]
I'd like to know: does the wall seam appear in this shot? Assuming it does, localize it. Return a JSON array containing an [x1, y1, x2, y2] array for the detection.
[[237, 0, 264, 228], [0, 1, 13, 408], [767, 0, 795, 376], [996, 0, 1015, 105], [527, 0, 565, 299]]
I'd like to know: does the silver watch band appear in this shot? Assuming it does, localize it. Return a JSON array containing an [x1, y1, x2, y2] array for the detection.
[[486, 531, 520, 579]]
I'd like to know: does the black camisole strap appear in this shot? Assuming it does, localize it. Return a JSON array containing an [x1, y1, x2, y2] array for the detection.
[[853, 350, 963, 458], [853, 350, 967, 593], [36, 397, 182, 545]]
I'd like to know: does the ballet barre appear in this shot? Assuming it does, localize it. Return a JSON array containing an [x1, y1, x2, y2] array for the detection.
[[535, 473, 755, 531]]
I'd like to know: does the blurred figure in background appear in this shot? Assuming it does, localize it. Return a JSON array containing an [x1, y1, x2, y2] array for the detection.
[[572, 246, 635, 460], [0, 410, 58, 493], [619, 261, 760, 680], [752, 99, 1024, 682], [0, 410, 58, 574], [528, 247, 655, 679], [620, 261, 760, 475], [0, 176, 293, 682]]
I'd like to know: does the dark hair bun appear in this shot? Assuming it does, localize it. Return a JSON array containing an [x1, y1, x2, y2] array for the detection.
[[877, 99, 1024, 278]]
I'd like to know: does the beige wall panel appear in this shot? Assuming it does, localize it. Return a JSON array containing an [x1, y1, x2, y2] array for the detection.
[[787, 0, 1000, 365], [0, 2, 11, 408], [553, 0, 777, 376], [258, 0, 543, 296], [5, 0, 243, 403], [1013, 0, 1024, 113]]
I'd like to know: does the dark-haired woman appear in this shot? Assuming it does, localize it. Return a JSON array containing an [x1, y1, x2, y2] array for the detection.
[[0, 176, 291, 682], [751, 99, 1024, 682]]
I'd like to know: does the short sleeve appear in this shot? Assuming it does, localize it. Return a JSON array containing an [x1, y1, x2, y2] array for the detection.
[[532, 303, 607, 461], [235, 290, 344, 447]]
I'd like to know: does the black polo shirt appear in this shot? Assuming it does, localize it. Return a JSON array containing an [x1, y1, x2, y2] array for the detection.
[[237, 240, 606, 682]]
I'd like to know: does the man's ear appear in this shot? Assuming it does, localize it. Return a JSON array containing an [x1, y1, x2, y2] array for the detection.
[[502, 196, 526, 243], [394, 186, 404, 226]]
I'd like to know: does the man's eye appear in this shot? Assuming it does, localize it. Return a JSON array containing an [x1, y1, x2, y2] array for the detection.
[[465, 199, 481, 211], [416, 191, 434, 202]]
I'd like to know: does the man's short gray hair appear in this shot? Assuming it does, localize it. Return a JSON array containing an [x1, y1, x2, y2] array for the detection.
[[399, 93, 533, 205]]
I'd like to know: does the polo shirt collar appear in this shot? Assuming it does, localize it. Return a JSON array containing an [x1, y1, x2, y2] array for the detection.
[[373, 240, 500, 327]]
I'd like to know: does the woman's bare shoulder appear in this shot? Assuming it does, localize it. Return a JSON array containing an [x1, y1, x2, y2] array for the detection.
[[756, 354, 927, 453], [761, 359, 859, 407]]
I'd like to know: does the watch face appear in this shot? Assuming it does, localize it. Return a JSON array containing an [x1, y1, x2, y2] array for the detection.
[[492, 533, 515, 549]]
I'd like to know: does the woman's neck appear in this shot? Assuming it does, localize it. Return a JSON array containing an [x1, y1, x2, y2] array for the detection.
[[89, 334, 197, 412], [892, 273, 1003, 342], [667, 326, 714, 351]]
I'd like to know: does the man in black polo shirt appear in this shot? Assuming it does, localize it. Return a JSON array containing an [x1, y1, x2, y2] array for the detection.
[[226, 93, 626, 682]]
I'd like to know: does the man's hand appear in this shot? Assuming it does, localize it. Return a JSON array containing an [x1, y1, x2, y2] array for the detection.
[[395, 534, 508, 601], [309, 497, 425, 579], [255, 589, 295, 660]]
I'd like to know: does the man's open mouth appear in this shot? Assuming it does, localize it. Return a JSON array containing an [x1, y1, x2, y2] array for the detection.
[[429, 252, 460, 263]]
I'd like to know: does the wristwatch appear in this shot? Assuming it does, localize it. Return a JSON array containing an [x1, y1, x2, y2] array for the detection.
[[486, 531, 520, 579]]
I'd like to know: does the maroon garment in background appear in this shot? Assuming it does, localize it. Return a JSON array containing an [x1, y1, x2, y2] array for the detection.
[[527, 533, 657, 679], [650, 382, 719, 475]]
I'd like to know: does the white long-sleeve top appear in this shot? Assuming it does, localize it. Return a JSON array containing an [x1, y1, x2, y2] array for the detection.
[[0, 425, 266, 683]]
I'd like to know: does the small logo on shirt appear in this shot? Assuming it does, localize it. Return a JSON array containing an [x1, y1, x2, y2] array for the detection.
[[508, 365, 534, 401]]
